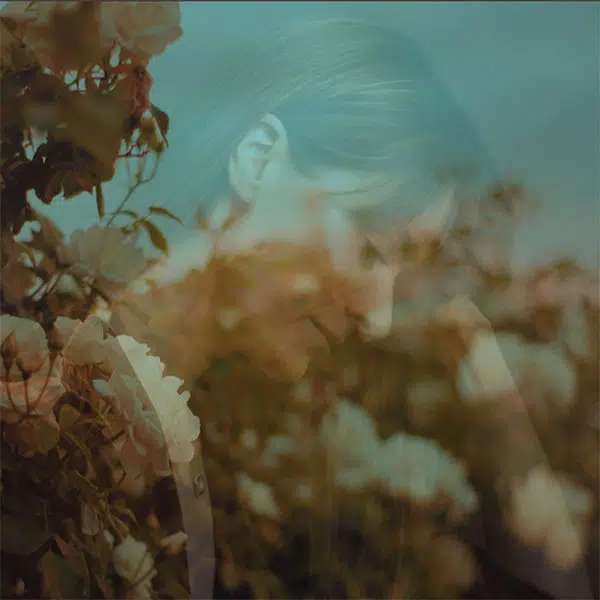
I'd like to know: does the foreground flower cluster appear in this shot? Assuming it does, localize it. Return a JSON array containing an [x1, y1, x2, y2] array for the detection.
[[1, 313, 199, 597]]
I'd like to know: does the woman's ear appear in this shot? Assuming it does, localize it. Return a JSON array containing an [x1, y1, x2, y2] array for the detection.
[[228, 113, 289, 203]]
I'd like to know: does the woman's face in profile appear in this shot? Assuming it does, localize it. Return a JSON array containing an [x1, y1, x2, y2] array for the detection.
[[224, 113, 449, 252]]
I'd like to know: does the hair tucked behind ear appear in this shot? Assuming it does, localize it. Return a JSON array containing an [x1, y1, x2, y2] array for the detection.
[[180, 16, 495, 220]]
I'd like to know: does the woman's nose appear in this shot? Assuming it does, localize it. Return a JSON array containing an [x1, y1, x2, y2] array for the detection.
[[360, 262, 399, 340]]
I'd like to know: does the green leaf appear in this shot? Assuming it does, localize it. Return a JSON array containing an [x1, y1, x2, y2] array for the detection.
[[63, 431, 94, 474], [59, 404, 80, 430], [32, 418, 60, 454], [1, 512, 51, 555], [58, 90, 128, 182], [70, 470, 98, 497], [95, 184, 105, 219], [149, 206, 182, 224], [61, 171, 88, 200], [151, 104, 170, 137], [39, 551, 82, 600], [139, 219, 169, 254], [54, 535, 90, 595]]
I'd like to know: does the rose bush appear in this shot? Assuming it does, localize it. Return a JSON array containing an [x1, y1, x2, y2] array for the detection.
[[1, 3, 199, 598]]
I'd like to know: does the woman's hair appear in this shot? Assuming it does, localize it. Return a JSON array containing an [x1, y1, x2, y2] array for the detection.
[[182, 15, 495, 217]]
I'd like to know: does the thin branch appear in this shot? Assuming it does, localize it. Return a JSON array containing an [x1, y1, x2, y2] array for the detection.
[[104, 157, 160, 228]]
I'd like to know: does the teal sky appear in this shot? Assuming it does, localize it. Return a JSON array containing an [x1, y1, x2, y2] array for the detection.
[[17, 2, 600, 271]]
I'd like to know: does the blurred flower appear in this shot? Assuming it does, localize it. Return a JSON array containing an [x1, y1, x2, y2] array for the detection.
[[261, 434, 297, 469], [99, 2, 182, 63], [319, 398, 380, 490], [239, 428, 259, 451], [376, 433, 476, 514], [1, 315, 48, 374], [458, 332, 576, 417], [508, 465, 592, 570], [291, 378, 313, 405], [92, 298, 113, 324], [58, 226, 147, 293], [236, 473, 280, 519], [112, 535, 156, 599], [159, 530, 188, 556]]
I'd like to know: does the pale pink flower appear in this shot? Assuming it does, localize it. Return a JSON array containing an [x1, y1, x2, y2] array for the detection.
[[99, 2, 182, 63], [319, 398, 380, 490], [95, 334, 200, 476], [53, 316, 107, 366], [112, 535, 156, 599], [1, 315, 48, 374], [158, 530, 188, 556], [508, 465, 592, 570], [1, 355, 64, 456], [1, 2, 112, 71], [236, 473, 280, 520], [261, 434, 297, 469], [1, 357, 64, 423]]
